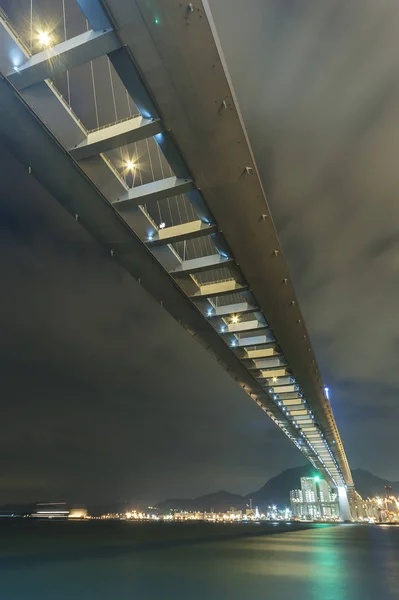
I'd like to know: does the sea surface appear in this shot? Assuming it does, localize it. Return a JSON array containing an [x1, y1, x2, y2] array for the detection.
[[0, 520, 398, 599]]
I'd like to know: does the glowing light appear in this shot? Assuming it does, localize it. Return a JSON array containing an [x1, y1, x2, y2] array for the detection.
[[13, 65, 20, 72], [231, 316, 239, 324], [125, 160, 136, 170], [272, 377, 278, 383], [159, 222, 166, 229], [324, 386, 330, 400], [154, 17, 160, 24], [38, 31, 52, 47], [207, 309, 213, 317], [314, 475, 320, 482], [231, 340, 236, 347], [220, 326, 226, 332]]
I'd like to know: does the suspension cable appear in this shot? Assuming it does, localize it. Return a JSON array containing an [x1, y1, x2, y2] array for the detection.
[[62, 0, 71, 105], [30, 0, 33, 53]]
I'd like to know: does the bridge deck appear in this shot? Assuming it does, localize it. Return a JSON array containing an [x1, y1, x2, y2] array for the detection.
[[0, 0, 353, 489]]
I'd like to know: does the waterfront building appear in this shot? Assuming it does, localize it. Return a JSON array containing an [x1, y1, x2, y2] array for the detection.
[[289, 477, 340, 519]]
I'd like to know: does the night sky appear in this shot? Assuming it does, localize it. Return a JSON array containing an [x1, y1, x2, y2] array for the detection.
[[1, 0, 399, 506]]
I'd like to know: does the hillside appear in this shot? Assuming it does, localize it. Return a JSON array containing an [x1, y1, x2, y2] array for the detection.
[[158, 491, 246, 513], [351, 469, 399, 499], [157, 467, 399, 512]]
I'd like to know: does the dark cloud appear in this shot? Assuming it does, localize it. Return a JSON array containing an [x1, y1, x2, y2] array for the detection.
[[209, 0, 399, 478], [1, 0, 398, 506]]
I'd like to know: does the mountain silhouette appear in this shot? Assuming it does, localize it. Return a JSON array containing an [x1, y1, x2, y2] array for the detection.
[[157, 467, 399, 512]]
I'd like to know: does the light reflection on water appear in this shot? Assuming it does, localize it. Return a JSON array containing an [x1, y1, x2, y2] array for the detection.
[[1, 522, 399, 599]]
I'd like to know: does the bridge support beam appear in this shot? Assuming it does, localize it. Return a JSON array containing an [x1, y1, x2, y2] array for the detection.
[[147, 221, 216, 247], [246, 348, 280, 359], [8, 30, 120, 90], [75, 0, 113, 30], [251, 357, 287, 369], [189, 281, 249, 299], [208, 302, 259, 318], [222, 323, 268, 336], [69, 117, 162, 160], [113, 177, 195, 211], [170, 254, 234, 277], [234, 334, 276, 348]]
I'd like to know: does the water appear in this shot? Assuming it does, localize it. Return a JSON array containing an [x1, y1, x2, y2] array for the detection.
[[1, 521, 398, 599]]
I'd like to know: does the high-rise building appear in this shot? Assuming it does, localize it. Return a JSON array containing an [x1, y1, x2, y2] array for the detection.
[[290, 476, 340, 520], [290, 489, 303, 503], [301, 477, 317, 503], [290, 489, 303, 517], [318, 479, 330, 503]]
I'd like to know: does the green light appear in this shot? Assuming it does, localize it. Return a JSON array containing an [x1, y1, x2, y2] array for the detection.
[[314, 475, 320, 482], [154, 17, 159, 24]]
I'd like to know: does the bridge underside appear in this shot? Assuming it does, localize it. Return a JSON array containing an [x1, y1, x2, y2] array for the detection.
[[0, 0, 353, 490]]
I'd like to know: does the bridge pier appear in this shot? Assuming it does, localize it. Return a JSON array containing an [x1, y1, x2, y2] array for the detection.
[[338, 487, 352, 521]]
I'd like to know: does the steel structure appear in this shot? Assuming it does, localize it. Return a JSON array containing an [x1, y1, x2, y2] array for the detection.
[[0, 0, 353, 491]]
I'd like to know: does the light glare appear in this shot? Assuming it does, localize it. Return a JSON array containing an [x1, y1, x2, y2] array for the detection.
[[38, 31, 52, 47]]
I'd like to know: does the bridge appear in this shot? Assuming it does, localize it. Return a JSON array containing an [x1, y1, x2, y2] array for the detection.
[[0, 0, 354, 517]]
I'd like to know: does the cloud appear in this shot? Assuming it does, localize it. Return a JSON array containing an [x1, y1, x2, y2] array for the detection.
[[209, 0, 399, 477]]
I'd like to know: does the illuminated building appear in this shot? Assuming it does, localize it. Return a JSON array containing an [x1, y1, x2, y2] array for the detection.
[[68, 508, 88, 519], [289, 477, 340, 520], [301, 477, 317, 503], [318, 479, 330, 502], [290, 489, 303, 517]]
